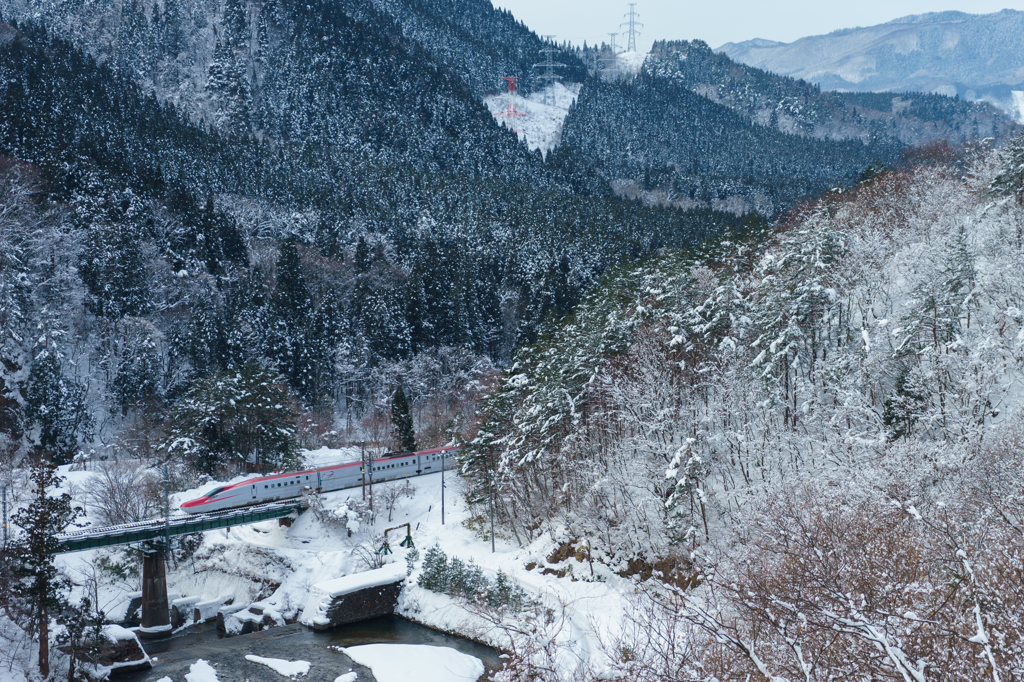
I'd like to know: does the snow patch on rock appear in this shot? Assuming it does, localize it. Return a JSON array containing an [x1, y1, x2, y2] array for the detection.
[[244, 655, 311, 678], [340, 644, 484, 682], [185, 660, 220, 682]]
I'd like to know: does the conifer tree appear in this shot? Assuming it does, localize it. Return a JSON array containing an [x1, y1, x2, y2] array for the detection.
[[163, 362, 299, 474], [57, 598, 106, 682], [79, 214, 150, 319], [10, 456, 83, 677], [391, 385, 416, 451], [24, 348, 92, 465], [990, 130, 1024, 203]]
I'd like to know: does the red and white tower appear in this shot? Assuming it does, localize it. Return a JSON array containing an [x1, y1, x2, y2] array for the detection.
[[493, 76, 527, 132]]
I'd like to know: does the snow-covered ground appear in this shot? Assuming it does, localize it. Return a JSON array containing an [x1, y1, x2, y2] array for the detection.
[[0, 444, 635, 682], [614, 51, 647, 76], [156, 463, 632, 674], [484, 82, 582, 156]]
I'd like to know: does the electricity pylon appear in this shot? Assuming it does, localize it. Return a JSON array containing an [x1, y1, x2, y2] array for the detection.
[[599, 33, 621, 79], [621, 3, 643, 53], [533, 36, 565, 106]]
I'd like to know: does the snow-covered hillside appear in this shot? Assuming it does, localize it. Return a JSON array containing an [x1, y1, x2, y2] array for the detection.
[[718, 9, 1024, 121], [613, 51, 647, 77], [484, 83, 581, 155], [457, 140, 1024, 679], [0, 449, 640, 682]]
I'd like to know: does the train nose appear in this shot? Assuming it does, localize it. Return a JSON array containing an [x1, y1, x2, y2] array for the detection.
[[180, 498, 204, 509]]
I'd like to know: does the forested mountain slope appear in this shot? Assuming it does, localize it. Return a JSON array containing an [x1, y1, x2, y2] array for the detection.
[[464, 139, 1024, 677], [554, 73, 893, 215], [368, 0, 587, 97], [2, 0, 1007, 218], [0, 0, 551, 159], [0, 21, 749, 467], [648, 39, 1014, 145], [0, 0, 1014, 479]]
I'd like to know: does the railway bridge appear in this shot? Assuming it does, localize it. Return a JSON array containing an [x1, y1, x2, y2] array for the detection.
[[55, 501, 304, 638]]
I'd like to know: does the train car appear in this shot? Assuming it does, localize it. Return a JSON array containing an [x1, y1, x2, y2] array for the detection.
[[180, 446, 459, 514]]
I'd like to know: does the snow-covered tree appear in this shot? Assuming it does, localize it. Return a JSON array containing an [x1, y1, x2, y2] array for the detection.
[[9, 457, 82, 677], [390, 385, 416, 452], [162, 362, 299, 475]]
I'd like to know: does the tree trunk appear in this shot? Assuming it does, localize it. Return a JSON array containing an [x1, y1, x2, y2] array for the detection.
[[39, 603, 49, 677]]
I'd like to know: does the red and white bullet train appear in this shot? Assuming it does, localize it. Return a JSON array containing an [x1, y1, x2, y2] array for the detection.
[[180, 446, 459, 514]]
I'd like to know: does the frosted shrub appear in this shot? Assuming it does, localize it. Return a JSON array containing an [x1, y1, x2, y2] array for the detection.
[[417, 545, 530, 611], [82, 459, 160, 526], [404, 547, 419, 576], [417, 545, 449, 592]]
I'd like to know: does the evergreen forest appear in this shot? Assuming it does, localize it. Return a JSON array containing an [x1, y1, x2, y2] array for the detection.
[[0, 0, 1013, 475]]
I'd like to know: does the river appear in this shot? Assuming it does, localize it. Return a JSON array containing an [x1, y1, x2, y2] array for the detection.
[[119, 617, 501, 682]]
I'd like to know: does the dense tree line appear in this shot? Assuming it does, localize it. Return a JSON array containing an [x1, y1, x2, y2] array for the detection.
[[369, 0, 588, 97]]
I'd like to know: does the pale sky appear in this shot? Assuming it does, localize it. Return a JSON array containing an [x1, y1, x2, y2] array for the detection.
[[492, 1, 1024, 52]]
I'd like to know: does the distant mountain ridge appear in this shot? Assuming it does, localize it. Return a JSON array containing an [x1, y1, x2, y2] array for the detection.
[[645, 40, 1012, 147], [718, 9, 1024, 121]]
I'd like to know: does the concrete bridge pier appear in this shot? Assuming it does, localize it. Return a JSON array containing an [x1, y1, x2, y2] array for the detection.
[[138, 542, 172, 640]]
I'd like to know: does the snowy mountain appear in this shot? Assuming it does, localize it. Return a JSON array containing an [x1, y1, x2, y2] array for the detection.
[[649, 39, 1014, 146], [718, 9, 1024, 121], [555, 70, 894, 216], [4, 0, 1024, 678]]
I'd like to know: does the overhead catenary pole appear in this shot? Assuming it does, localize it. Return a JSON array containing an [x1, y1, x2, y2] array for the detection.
[[163, 464, 170, 553], [360, 441, 366, 501], [441, 449, 445, 525], [2, 483, 7, 550]]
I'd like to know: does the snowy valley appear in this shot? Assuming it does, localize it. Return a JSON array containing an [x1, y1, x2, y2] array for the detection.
[[2, 0, 1024, 680]]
